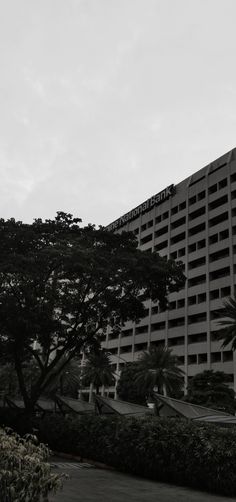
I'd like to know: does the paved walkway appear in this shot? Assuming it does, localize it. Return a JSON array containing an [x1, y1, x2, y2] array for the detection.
[[49, 459, 235, 502]]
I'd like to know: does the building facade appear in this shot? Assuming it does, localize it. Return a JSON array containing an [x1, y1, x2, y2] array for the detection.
[[103, 148, 236, 394]]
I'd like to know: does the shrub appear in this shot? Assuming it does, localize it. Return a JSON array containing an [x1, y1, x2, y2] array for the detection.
[[38, 413, 236, 496], [0, 427, 63, 501]]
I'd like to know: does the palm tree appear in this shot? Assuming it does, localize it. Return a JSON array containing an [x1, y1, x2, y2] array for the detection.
[[217, 297, 236, 350], [134, 346, 185, 399], [82, 348, 115, 398]]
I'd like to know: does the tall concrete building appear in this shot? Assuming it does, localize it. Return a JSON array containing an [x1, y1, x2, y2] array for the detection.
[[103, 148, 236, 394]]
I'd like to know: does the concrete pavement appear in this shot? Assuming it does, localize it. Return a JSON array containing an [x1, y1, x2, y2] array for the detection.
[[49, 459, 236, 502]]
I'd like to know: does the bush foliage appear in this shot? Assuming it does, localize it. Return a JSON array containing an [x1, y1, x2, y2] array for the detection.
[[37, 413, 236, 497], [0, 427, 63, 501]]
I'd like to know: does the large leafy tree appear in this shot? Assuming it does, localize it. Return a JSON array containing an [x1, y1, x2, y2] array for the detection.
[[185, 370, 236, 414], [217, 297, 236, 350], [134, 346, 185, 398], [0, 212, 185, 411], [82, 348, 115, 396], [116, 362, 147, 405]]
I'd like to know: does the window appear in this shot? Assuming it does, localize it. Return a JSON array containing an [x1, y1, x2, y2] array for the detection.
[[177, 299, 185, 308], [147, 219, 154, 228], [140, 234, 153, 245], [135, 325, 148, 335], [198, 353, 207, 364], [209, 211, 228, 227], [179, 201, 186, 210], [223, 351, 233, 362], [188, 274, 206, 287], [219, 178, 227, 189], [208, 194, 228, 211], [168, 317, 185, 328], [171, 216, 186, 230], [188, 354, 197, 364], [221, 286, 231, 298], [141, 223, 147, 231], [219, 229, 229, 240], [208, 183, 217, 195], [169, 336, 185, 347], [120, 345, 132, 354], [198, 293, 206, 303], [189, 206, 206, 221], [188, 295, 196, 306], [211, 331, 219, 341], [188, 313, 207, 324], [210, 289, 219, 300], [188, 222, 205, 236], [168, 301, 176, 310], [134, 342, 147, 352], [209, 233, 218, 245], [163, 211, 169, 220], [231, 190, 236, 200], [198, 190, 206, 201], [151, 340, 165, 349], [211, 352, 221, 363], [155, 240, 168, 252], [133, 228, 139, 235], [188, 256, 206, 270], [209, 248, 229, 262], [151, 321, 166, 331], [155, 215, 161, 224], [171, 206, 178, 215], [210, 267, 230, 281], [170, 251, 177, 259], [178, 247, 185, 257], [231, 173, 236, 182], [188, 243, 196, 253], [197, 239, 206, 250], [177, 356, 185, 365], [170, 232, 186, 245], [188, 333, 207, 344], [155, 225, 168, 238], [189, 195, 197, 205]]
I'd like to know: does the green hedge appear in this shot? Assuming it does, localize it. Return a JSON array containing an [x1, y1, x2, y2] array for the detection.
[[37, 413, 236, 496], [0, 427, 63, 501]]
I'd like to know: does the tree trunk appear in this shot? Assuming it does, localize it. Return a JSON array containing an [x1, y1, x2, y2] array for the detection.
[[89, 382, 94, 403], [14, 357, 31, 410]]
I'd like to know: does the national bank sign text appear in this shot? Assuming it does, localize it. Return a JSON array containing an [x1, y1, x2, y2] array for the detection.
[[107, 184, 176, 231]]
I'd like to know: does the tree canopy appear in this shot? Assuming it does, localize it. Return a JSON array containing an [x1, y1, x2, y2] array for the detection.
[[185, 370, 236, 414], [0, 212, 185, 410], [116, 362, 147, 405], [82, 348, 115, 396], [134, 346, 185, 397]]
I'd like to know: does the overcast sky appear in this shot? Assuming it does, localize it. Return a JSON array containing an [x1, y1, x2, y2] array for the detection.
[[1, 0, 236, 226]]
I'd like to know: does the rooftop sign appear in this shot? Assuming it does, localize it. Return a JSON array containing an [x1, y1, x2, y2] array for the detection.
[[107, 184, 175, 232]]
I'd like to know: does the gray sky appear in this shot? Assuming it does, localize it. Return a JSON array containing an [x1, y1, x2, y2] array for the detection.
[[1, 0, 236, 226]]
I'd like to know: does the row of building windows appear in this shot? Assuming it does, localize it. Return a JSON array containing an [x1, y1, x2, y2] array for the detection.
[[142, 211, 232, 246], [108, 343, 233, 365], [111, 285, 232, 339], [108, 330, 229, 348], [110, 308, 224, 338], [134, 173, 236, 238], [156, 228, 232, 256]]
